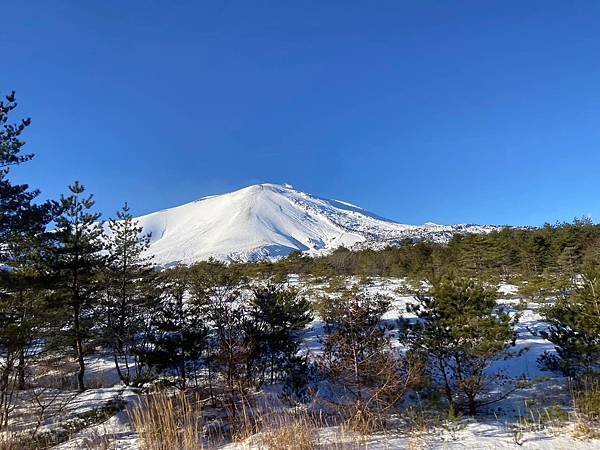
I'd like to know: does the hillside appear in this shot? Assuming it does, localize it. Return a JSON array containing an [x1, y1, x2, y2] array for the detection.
[[134, 183, 497, 265]]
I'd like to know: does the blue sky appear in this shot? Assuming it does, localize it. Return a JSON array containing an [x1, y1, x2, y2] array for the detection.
[[3, 1, 600, 226]]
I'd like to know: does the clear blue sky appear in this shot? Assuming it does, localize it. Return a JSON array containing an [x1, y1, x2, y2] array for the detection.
[[4, 1, 600, 226]]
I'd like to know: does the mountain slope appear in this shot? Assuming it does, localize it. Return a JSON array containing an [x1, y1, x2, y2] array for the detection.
[[134, 183, 496, 265]]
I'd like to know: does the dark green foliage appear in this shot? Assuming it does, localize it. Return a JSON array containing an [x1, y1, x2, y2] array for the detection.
[[317, 289, 390, 333], [0, 91, 32, 168], [100, 203, 156, 385], [399, 276, 518, 415], [0, 91, 53, 427], [540, 268, 600, 376], [48, 182, 105, 392], [137, 269, 207, 390], [248, 284, 312, 386], [0, 91, 34, 239], [229, 220, 600, 283], [198, 275, 253, 398], [0, 92, 50, 251], [4, 88, 600, 433], [0, 274, 47, 427], [0, 90, 51, 273]]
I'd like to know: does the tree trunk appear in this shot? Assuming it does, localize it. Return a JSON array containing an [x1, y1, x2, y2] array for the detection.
[[468, 397, 477, 416], [438, 357, 455, 411], [17, 348, 26, 390], [180, 355, 187, 390], [73, 306, 86, 392], [113, 349, 127, 385]]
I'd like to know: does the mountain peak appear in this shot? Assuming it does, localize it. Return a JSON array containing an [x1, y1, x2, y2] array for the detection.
[[228, 182, 293, 195], [135, 184, 497, 265]]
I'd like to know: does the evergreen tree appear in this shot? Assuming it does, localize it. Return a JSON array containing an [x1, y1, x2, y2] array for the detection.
[[137, 269, 207, 390], [399, 276, 517, 415], [48, 182, 105, 392], [0, 269, 50, 427], [540, 268, 600, 376], [0, 90, 50, 280], [1, 215, 56, 395], [242, 219, 600, 282], [101, 203, 155, 385], [0, 91, 40, 246], [247, 284, 312, 386], [189, 261, 253, 405], [0, 91, 52, 425]]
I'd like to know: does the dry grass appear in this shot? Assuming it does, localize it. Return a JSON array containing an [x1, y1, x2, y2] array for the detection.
[[128, 387, 387, 450], [342, 404, 387, 435], [0, 434, 22, 450], [573, 375, 600, 439], [259, 409, 318, 450], [130, 389, 321, 450], [256, 406, 381, 450], [509, 399, 570, 445], [129, 391, 206, 450], [405, 409, 432, 450]]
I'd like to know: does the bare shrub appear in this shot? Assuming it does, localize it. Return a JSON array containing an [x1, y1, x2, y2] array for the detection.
[[28, 387, 79, 436], [318, 291, 423, 434]]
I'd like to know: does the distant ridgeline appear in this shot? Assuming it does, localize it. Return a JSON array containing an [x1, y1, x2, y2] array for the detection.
[[218, 218, 600, 282]]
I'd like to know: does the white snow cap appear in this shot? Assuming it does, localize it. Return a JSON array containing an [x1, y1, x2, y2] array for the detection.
[[134, 183, 497, 265]]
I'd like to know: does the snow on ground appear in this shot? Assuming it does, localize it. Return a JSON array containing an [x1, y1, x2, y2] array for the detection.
[[220, 421, 596, 450], [11, 277, 599, 449], [55, 410, 138, 450]]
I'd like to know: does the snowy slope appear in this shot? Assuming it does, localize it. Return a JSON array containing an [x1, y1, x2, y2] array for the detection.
[[134, 183, 498, 265]]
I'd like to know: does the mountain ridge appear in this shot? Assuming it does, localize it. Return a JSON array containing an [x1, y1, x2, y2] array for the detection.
[[134, 183, 499, 265]]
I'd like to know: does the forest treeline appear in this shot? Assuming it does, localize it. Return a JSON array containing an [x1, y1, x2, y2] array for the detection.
[[2, 91, 599, 444], [231, 219, 600, 283]]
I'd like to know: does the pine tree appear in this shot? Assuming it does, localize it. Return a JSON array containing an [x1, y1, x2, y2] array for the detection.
[[0, 90, 50, 270], [137, 269, 207, 390], [540, 268, 600, 376], [1, 91, 34, 240], [189, 261, 253, 405], [101, 203, 155, 385], [247, 284, 312, 386], [1, 213, 56, 395], [0, 91, 53, 425], [49, 182, 105, 392], [399, 276, 517, 415], [0, 268, 51, 427]]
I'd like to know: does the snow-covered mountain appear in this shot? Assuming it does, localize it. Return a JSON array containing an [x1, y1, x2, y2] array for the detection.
[[135, 183, 498, 265]]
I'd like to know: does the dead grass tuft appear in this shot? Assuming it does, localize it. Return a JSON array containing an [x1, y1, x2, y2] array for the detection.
[[573, 375, 600, 439], [129, 390, 205, 450]]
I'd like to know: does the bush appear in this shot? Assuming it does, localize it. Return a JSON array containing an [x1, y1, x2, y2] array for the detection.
[[317, 291, 422, 433], [540, 269, 600, 376], [399, 275, 518, 415]]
